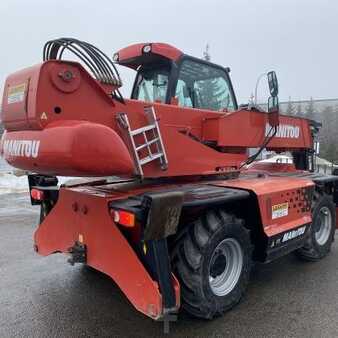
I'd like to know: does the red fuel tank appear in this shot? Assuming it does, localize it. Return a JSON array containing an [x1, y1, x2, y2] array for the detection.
[[0, 120, 135, 177]]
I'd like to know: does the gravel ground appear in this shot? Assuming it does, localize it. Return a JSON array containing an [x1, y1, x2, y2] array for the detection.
[[1, 193, 338, 337]]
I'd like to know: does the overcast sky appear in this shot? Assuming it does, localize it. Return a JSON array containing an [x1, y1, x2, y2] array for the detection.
[[0, 0, 337, 104]]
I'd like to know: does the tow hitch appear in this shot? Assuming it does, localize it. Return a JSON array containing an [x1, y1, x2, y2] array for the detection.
[[67, 241, 87, 265]]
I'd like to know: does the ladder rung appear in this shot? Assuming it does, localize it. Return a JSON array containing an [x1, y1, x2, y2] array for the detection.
[[135, 138, 160, 151], [116, 109, 168, 177], [130, 124, 156, 136], [139, 153, 164, 165]]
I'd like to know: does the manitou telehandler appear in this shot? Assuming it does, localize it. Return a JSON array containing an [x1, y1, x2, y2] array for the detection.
[[1, 38, 338, 320]]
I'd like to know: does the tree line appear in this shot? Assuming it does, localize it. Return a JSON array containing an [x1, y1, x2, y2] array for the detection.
[[281, 97, 338, 163]]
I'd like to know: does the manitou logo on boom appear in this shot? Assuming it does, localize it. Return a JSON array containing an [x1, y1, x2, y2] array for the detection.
[[2, 140, 40, 158], [265, 123, 300, 139]]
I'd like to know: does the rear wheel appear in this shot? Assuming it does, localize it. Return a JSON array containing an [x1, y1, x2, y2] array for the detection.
[[296, 192, 335, 261], [171, 210, 252, 319]]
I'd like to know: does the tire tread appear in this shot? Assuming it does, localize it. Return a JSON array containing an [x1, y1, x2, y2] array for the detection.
[[172, 209, 252, 319]]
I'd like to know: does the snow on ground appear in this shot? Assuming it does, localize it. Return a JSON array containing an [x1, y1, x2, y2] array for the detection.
[[0, 172, 29, 194], [260, 154, 293, 163], [0, 159, 28, 194], [0, 158, 77, 195]]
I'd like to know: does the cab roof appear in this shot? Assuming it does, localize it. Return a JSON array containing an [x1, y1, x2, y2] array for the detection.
[[114, 42, 183, 69]]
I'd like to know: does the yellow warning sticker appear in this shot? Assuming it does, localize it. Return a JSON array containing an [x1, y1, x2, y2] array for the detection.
[[7, 83, 26, 104], [272, 202, 288, 219]]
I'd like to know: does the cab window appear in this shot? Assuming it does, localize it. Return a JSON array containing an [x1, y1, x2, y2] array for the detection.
[[134, 67, 169, 103], [175, 59, 235, 111]]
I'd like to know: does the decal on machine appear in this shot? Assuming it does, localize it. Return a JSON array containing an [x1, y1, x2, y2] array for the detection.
[[2, 139, 40, 158], [270, 225, 307, 248], [282, 226, 306, 242], [7, 83, 26, 104], [272, 202, 288, 219], [265, 123, 300, 139], [40, 112, 48, 120]]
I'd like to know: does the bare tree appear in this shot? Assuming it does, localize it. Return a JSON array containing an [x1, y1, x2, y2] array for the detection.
[[304, 97, 316, 120], [296, 103, 302, 116], [286, 97, 296, 115]]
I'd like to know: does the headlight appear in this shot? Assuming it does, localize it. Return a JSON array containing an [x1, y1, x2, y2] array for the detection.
[[112, 53, 119, 62], [142, 44, 152, 53]]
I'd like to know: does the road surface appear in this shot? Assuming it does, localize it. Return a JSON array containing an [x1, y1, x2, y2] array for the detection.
[[1, 193, 338, 337]]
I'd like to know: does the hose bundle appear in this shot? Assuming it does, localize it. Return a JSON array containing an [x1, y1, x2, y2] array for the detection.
[[43, 38, 124, 102]]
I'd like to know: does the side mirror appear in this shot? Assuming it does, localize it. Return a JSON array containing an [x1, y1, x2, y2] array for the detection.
[[267, 71, 279, 126], [268, 96, 279, 113], [252, 70, 280, 127], [268, 95, 279, 126], [267, 71, 278, 97]]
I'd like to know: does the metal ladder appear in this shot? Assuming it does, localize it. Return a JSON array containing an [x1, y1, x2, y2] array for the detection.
[[116, 106, 168, 176]]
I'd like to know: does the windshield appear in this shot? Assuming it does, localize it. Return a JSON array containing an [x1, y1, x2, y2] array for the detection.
[[175, 59, 236, 111], [134, 67, 169, 103]]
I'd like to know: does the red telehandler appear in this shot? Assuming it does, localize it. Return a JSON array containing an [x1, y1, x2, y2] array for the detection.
[[1, 38, 337, 320]]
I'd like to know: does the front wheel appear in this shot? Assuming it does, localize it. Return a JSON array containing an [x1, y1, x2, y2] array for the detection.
[[296, 192, 336, 261], [171, 210, 252, 319]]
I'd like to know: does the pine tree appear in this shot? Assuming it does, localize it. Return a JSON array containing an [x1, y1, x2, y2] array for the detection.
[[330, 104, 338, 164], [325, 143, 337, 163], [198, 44, 226, 110], [203, 44, 211, 62], [318, 105, 338, 162]]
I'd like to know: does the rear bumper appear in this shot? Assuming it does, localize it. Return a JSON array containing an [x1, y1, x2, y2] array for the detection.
[[34, 187, 180, 319]]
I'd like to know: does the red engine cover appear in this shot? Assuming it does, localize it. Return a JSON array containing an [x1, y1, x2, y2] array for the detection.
[[0, 120, 135, 176]]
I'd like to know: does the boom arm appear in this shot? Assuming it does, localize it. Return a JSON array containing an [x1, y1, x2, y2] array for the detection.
[[0, 41, 315, 178]]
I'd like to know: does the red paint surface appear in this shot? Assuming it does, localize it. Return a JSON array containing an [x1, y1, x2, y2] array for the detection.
[[34, 188, 174, 319], [116, 42, 183, 69], [216, 176, 314, 235], [2, 120, 134, 176]]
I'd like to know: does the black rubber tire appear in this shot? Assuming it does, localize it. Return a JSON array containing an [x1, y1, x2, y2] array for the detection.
[[171, 210, 252, 319], [295, 192, 336, 261], [82, 264, 100, 274]]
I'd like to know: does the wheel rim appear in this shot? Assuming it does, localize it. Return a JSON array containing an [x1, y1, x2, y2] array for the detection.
[[208, 238, 243, 297], [315, 206, 332, 246]]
